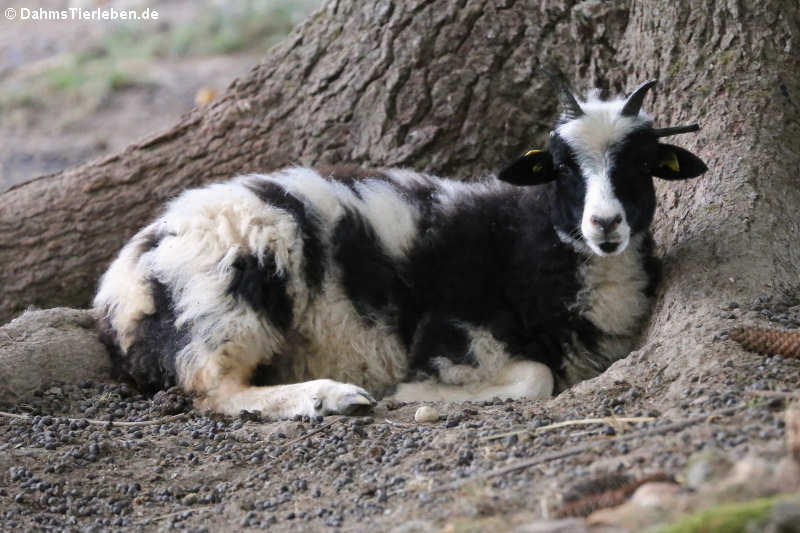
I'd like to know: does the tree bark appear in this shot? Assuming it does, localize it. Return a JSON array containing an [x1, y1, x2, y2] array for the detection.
[[596, 0, 800, 405], [1, 0, 798, 415]]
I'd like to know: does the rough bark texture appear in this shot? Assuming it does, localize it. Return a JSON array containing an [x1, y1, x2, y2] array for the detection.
[[0, 0, 798, 406], [596, 0, 800, 406], [0, 308, 111, 401]]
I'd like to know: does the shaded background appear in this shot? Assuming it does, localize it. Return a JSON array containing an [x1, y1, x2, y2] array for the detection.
[[0, 0, 321, 193]]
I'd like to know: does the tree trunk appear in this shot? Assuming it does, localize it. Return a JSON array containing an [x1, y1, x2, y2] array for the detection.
[[1, 0, 798, 411], [591, 0, 800, 405]]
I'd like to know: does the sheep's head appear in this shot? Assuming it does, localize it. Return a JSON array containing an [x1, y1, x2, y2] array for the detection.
[[499, 66, 707, 256]]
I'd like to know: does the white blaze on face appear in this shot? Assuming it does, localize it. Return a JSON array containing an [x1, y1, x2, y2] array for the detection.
[[556, 98, 649, 256], [581, 165, 630, 255]]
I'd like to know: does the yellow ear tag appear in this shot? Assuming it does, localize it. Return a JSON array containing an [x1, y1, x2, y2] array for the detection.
[[659, 151, 680, 172], [525, 149, 544, 172]]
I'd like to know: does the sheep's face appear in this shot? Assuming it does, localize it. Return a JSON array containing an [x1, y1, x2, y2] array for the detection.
[[552, 102, 656, 256], [498, 71, 708, 257]]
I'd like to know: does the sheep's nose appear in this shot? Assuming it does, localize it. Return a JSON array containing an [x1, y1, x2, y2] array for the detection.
[[590, 214, 622, 234]]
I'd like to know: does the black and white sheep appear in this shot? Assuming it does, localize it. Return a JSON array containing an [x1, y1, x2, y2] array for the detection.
[[94, 68, 707, 418]]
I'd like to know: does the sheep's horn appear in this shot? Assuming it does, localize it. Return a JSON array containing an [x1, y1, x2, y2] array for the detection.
[[620, 79, 657, 117], [541, 65, 584, 120], [653, 124, 700, 137]]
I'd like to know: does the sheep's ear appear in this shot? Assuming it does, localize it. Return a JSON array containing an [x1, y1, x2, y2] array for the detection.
[[652, 144, 708, 180], [498, 149, 556, 186]]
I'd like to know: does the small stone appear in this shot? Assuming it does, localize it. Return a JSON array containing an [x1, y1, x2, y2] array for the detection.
[[685, 450, 732, 489], [414, 406, 439, 423], [352, 416, 374, 426], [384, 399, 404, 411], [369, 446, 385, 458], [182, 493, 198, 505], [444, 414, 462, 428], [629, 481, 681, 506]]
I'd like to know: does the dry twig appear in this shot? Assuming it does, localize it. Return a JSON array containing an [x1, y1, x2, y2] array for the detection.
[[278, 418, 340, 450], [480, 416, 656, 442], [744, 390, 800, 400]]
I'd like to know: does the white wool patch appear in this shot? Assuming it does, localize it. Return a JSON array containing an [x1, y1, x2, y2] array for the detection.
[[95, 168, 432, 403], [97, 178, 313, 393], [391, 326, 553, 402], [433, 176, 503, 214], [151, 182, 304, 325], [573, 233, 651, 336], [93, 224, 160, 351], [353, 179, 420, 257], [280, 281, 410, 393], [390, 360, 553, 403], [557, 99, 650, 256], [383, 168, 435, 189], [182, 282, 410, 402], [245, 169, 355, 228], [246, 169, 422, 258]]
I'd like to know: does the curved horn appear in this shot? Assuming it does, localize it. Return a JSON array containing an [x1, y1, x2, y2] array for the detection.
[[653, 124, 700, 137], [540, 64, 584, 120], [620, 79, 657, 117]]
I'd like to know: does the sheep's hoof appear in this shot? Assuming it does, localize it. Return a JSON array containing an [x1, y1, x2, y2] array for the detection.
[[311, 380, 376, 416]]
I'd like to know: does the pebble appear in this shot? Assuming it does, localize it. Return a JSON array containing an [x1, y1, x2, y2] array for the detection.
[[414, 406, 439, 423]]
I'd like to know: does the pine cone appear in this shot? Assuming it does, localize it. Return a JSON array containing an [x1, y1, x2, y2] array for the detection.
[[555, 473, 671, 518], [729, 326, 800, 358]]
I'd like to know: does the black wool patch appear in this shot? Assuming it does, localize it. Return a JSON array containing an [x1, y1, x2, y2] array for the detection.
[[407, 315, 473, 376], [137, 228, 166, 255], [228, 254, 293, 332], [547, 135, 586, 240], [332, 208, 408, 325], [115, 280, 188, 395], [607, 129, 659, 235], [244, 180, 326, 293], [639, 233, 661, 297], [403, 190, 518, 326], [401, 185, 595, 381]]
